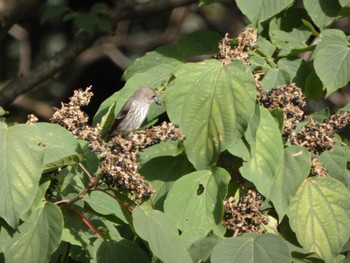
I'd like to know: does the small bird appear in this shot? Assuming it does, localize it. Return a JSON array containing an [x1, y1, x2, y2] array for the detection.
[[105, 86, 159, 138]]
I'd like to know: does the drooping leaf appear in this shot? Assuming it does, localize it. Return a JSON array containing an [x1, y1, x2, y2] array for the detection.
[[138, 140, 184, 164], [240, 106, 284, 198], [164, 168, 230, 235], [277, 57, 309, 88], [211, 233, 291, 263], [236, 0, 294, 24], [269, 146, 311, 221], [133, 205, 192, 263], [318, 143, 348, 186], [0, 124, 45, 228], [166, 59, 256, 169], [83, 191, 128, 223], [313, 30, 350, 95], [3, 203, 63, 263], [287, 177, 350, 263]]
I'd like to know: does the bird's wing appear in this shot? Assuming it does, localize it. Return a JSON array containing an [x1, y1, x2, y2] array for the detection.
[[104, 101, 131, 138]]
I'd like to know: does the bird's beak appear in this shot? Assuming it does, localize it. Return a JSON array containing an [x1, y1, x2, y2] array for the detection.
[[154, 96, 161, 106]]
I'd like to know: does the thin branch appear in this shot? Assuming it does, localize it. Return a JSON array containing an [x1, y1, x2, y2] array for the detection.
[[0, 0, 47, 41], [68, 207, 101, 238], [0, 0, 197, 108]]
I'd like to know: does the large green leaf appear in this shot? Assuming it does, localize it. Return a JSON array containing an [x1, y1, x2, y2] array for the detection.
[[313, 30, 350, 95], [240, 106, 284, 197], [133, 205, 192, 263], [269, 146, 311, 222], [138, 140, 184, 164], [140, 155, 193, 210], [287, 177, 350, 262], [302, 0, 341, 29], [3, 202, 63, 263], [277, 57, 309, 88], [0, 124, 45, 228], [164, 168, 230, 235], [236, 0, 294, 24], [166, 59, 256, 169], [187, 231, 222, 262], [93, 238, 150, 263], [211, 233, 291, 263]]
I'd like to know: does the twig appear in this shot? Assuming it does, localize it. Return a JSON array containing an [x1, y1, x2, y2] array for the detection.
[[67, 207, 101, 238], [78, 163, 93, 180]]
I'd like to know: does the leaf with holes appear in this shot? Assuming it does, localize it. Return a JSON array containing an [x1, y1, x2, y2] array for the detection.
[[164, 168, 230, 235]]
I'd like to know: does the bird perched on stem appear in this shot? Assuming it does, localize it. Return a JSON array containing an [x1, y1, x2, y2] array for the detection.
[[105, 86, 159, 138]]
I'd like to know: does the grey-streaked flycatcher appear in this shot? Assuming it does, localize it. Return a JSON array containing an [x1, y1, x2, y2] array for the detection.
[[105, 86, 159, 138]]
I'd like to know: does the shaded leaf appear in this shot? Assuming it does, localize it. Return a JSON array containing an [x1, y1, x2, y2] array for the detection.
[[187, 231, 222, 262], [93, 238, 150, 263], [83, 191, 128, 223], [140, 155, 193, 210], [303, 0, 341, 29], [133, 205, 192, 263]]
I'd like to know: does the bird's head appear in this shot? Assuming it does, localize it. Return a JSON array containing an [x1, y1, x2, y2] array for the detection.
[[134, 86, 160, 105]]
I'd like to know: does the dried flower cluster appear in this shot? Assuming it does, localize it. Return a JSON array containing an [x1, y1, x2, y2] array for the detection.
[[258, 83, 306, 137], [223, 189, 268, 236], [101, 123, 184, 201], [50, 86, 101, 141], [50, 87, 184, 202], [257, 83, 350, 175], [214, 28, 258, 65]]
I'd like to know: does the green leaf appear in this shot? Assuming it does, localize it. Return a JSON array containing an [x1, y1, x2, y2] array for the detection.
[[302, 0, 341, 29], [236, 0, 294, 24], [269, 146, 311, 221], [83, 191, 128, 223], [287, 177, 350, 263], [0, 124, 45, 228], [227, 137, 250, 161], [140, 155, 193, 210], [123, 45, 183, 81], [164, 168, 230, 235], [302, 19, 319, 36], [277, 57, 309, 88], [176, 30, 221, 58], [313, 32, 350, 95], [3, 202, 63, 263], [90, 3, 108, 14], [138, 140, 184, 164], [211, 233, 291, 263], [318, 143, 348, 185], [304, 70, 325, 101], [256, 37, 276, 58], [166, 59, 256, 169], [40, 5, 69, 24], [133, 205, 192, 263], [187, 231, 222, 262], [240, 106, 284, 197], [31, 123, 81, 172], [93, 238, 150, 263], [261, 68, 290, 91]]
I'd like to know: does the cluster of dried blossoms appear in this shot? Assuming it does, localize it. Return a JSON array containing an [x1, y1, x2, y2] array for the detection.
[[217, 28, 350, 235], [49, 87, 184, 202], [223, 190, 269, 236], [214, 28, 258, 65]]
